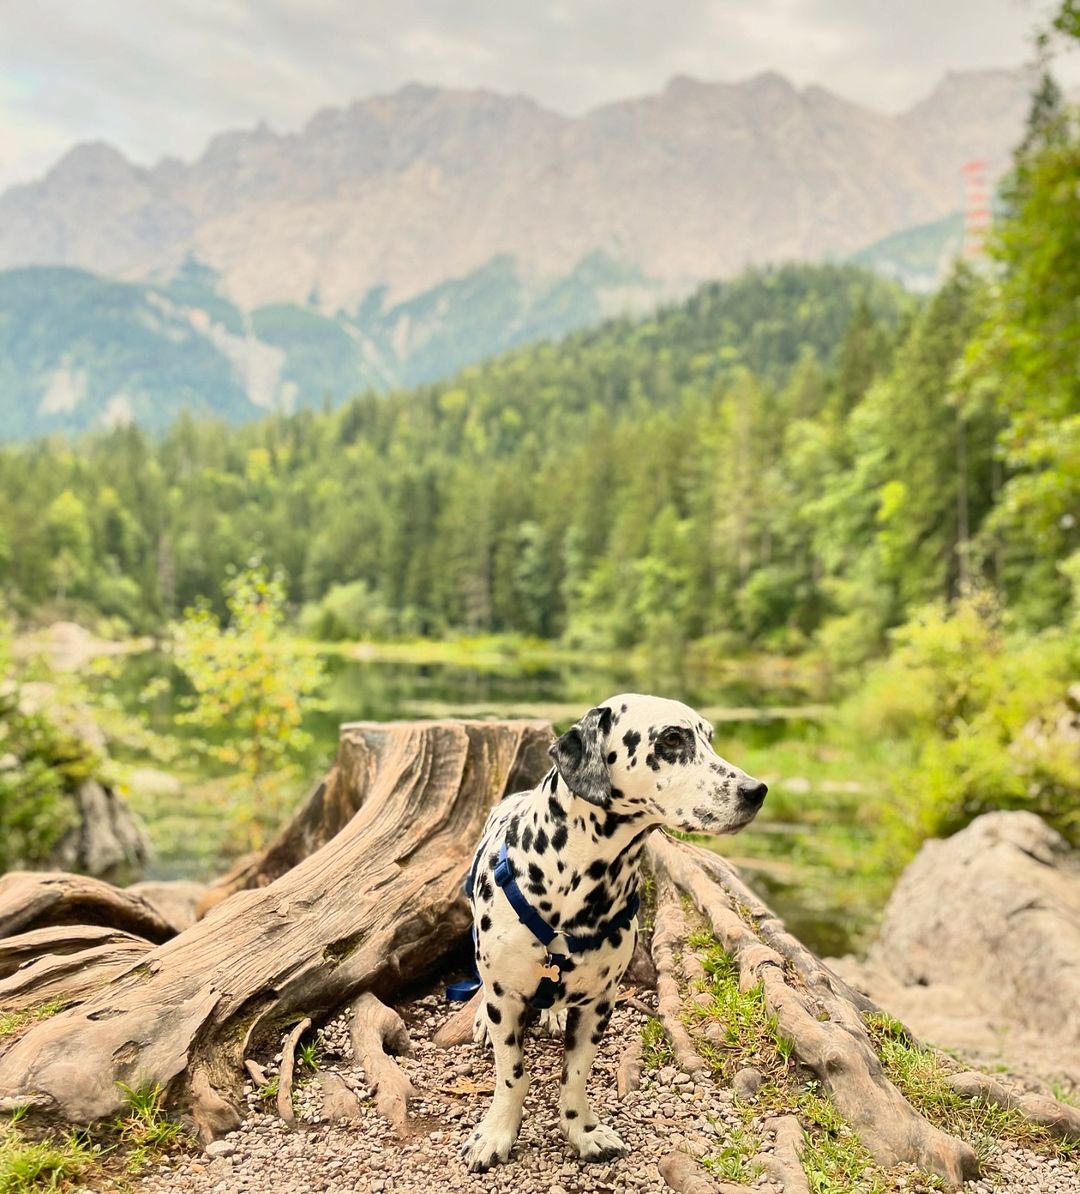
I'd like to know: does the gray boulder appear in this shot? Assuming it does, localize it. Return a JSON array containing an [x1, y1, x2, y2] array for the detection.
[[830, 811, 1080, 1084]]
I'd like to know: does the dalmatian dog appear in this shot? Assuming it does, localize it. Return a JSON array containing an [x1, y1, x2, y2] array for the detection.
[[461, 693, 767, 1172]]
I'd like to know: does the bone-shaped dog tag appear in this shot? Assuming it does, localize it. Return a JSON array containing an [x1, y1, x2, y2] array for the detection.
[[538, 960, 561, 982]]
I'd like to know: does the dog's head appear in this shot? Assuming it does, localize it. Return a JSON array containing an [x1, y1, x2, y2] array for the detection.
[[549, 693, 766, 835]]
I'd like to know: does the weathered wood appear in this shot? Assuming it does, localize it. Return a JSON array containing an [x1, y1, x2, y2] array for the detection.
[[647, 832, 979, 1187], [0, 872, 174, 944], [0, 720, 551, 1137], [616, 1031, 643, 1099], [0, 925, 151, 981], [658, 1151, 735, 1194], [199, 717, 551, 915], [350, 993, 415, 1132], [756, 1115, 810, 1194], [0, 940, 152, 1011]]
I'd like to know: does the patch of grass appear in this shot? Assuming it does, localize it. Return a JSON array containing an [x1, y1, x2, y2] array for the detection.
[[0, 1001, 66, 1040], [298, 1038, 322, 1071], [641, 1019, 673, 1070], [684, 937, 794, 1085], [0, 1128, 99, 1193], [114, 1081, 187, 1173], [701, 1123, 762, 1183], [257, 1076, 280, 1101], [863, 1013, 1078, 1161]]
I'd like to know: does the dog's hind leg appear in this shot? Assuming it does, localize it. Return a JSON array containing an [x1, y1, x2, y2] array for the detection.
[[558, 994, 626, 1162], [462, 988, 529, 1172]]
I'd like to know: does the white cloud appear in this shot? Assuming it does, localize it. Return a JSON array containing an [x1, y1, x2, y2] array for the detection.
[[1, 0, 1077, 190]]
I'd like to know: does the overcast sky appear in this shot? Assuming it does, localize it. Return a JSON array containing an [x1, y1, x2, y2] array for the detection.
[[1, 0, 1077, 192]]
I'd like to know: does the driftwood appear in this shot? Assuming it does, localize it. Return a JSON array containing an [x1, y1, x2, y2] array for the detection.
[[0, 872, 174, 944], [316, 1070, 364, 1122], [0, 939, 152, 1011], [0, 720, 551, 1138], [616, 1031, 644, 1098], [647, 832, 979, 1187], [350, 993, 415, 1131], [276, 1016, 311, 1127]]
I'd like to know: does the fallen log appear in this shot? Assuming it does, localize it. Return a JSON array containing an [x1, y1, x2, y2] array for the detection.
[[0, 720, 551, 1138]]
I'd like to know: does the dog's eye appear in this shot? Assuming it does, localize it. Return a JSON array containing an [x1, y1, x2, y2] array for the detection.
[[660, 730, 684, 749]]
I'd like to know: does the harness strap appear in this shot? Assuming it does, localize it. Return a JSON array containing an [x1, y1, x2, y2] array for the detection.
[[492, 842, 639, 956]]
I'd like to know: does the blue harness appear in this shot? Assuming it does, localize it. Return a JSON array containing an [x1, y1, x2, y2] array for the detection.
[[446, 842, 641, 1010]]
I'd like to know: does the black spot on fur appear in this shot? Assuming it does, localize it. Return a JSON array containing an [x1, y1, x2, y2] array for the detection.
[[534, 828, 548, 854], [492, 981, 504, 996], [565, 1109, 578, 1120], [487, 1002, 502, 1024], [513, 1061, 524, 1079], [548, 796, 566, 821], [606, 751, 617, 765], [587, 859, 607, 880], [596, 706, 613, 734], [552, 825, 568, 851], [479, 914, 491, 932], [622, 729, 641, 757], [521, 826, 533, 851], [504, 1031, 516, 1046], [477, 874, 493, 902], [645, 753, 660, 771], [505, 817, 519, 848]]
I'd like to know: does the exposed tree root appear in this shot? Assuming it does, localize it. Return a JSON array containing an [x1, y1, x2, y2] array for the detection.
[[659, 1150, 751, 1194], [617, 1032, 644, 1098], [0, 925, 150, 980], [350, 993, 415, 1132], [948, 1071, 1080, 1141], [755, 1115, 809, 1194], [0, 937, 152, 1010], [433, 991, 483, 1049], [647, 832, 979, 1188], [316, 1070, 363, 1122], [276, 1016, 311, 1127], [651, 873, 708, 1075], [0, 872, 174, 943]]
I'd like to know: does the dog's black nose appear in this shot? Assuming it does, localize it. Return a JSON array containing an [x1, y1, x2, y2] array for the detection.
[[738, 779, 768, 808]]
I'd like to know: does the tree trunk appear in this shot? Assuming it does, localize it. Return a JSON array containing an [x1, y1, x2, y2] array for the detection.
[[0, 720, 551, 1139]]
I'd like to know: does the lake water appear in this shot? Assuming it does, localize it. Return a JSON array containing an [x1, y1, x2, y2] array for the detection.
[[103, 647, 858, 956]]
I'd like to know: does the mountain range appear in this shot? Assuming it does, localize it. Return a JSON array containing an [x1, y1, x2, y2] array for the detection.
[[0, 67, 1035, 438]]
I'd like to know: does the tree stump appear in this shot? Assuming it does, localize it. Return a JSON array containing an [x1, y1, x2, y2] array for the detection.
[[0, 720, 551, 1139], [0, 717, 1026, 1188]]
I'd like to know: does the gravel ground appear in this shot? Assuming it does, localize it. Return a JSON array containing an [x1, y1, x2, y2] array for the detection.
[[133, 989, 1080, 1194]]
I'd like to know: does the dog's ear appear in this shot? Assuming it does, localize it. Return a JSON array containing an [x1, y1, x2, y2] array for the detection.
[[549, 706, 613, 806]]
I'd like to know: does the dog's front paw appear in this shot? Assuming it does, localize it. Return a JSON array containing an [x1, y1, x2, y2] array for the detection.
[[565, 1119, 627, 1163], [462, 1114, 519, 1172], [536, 1007, 566, 1037]]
